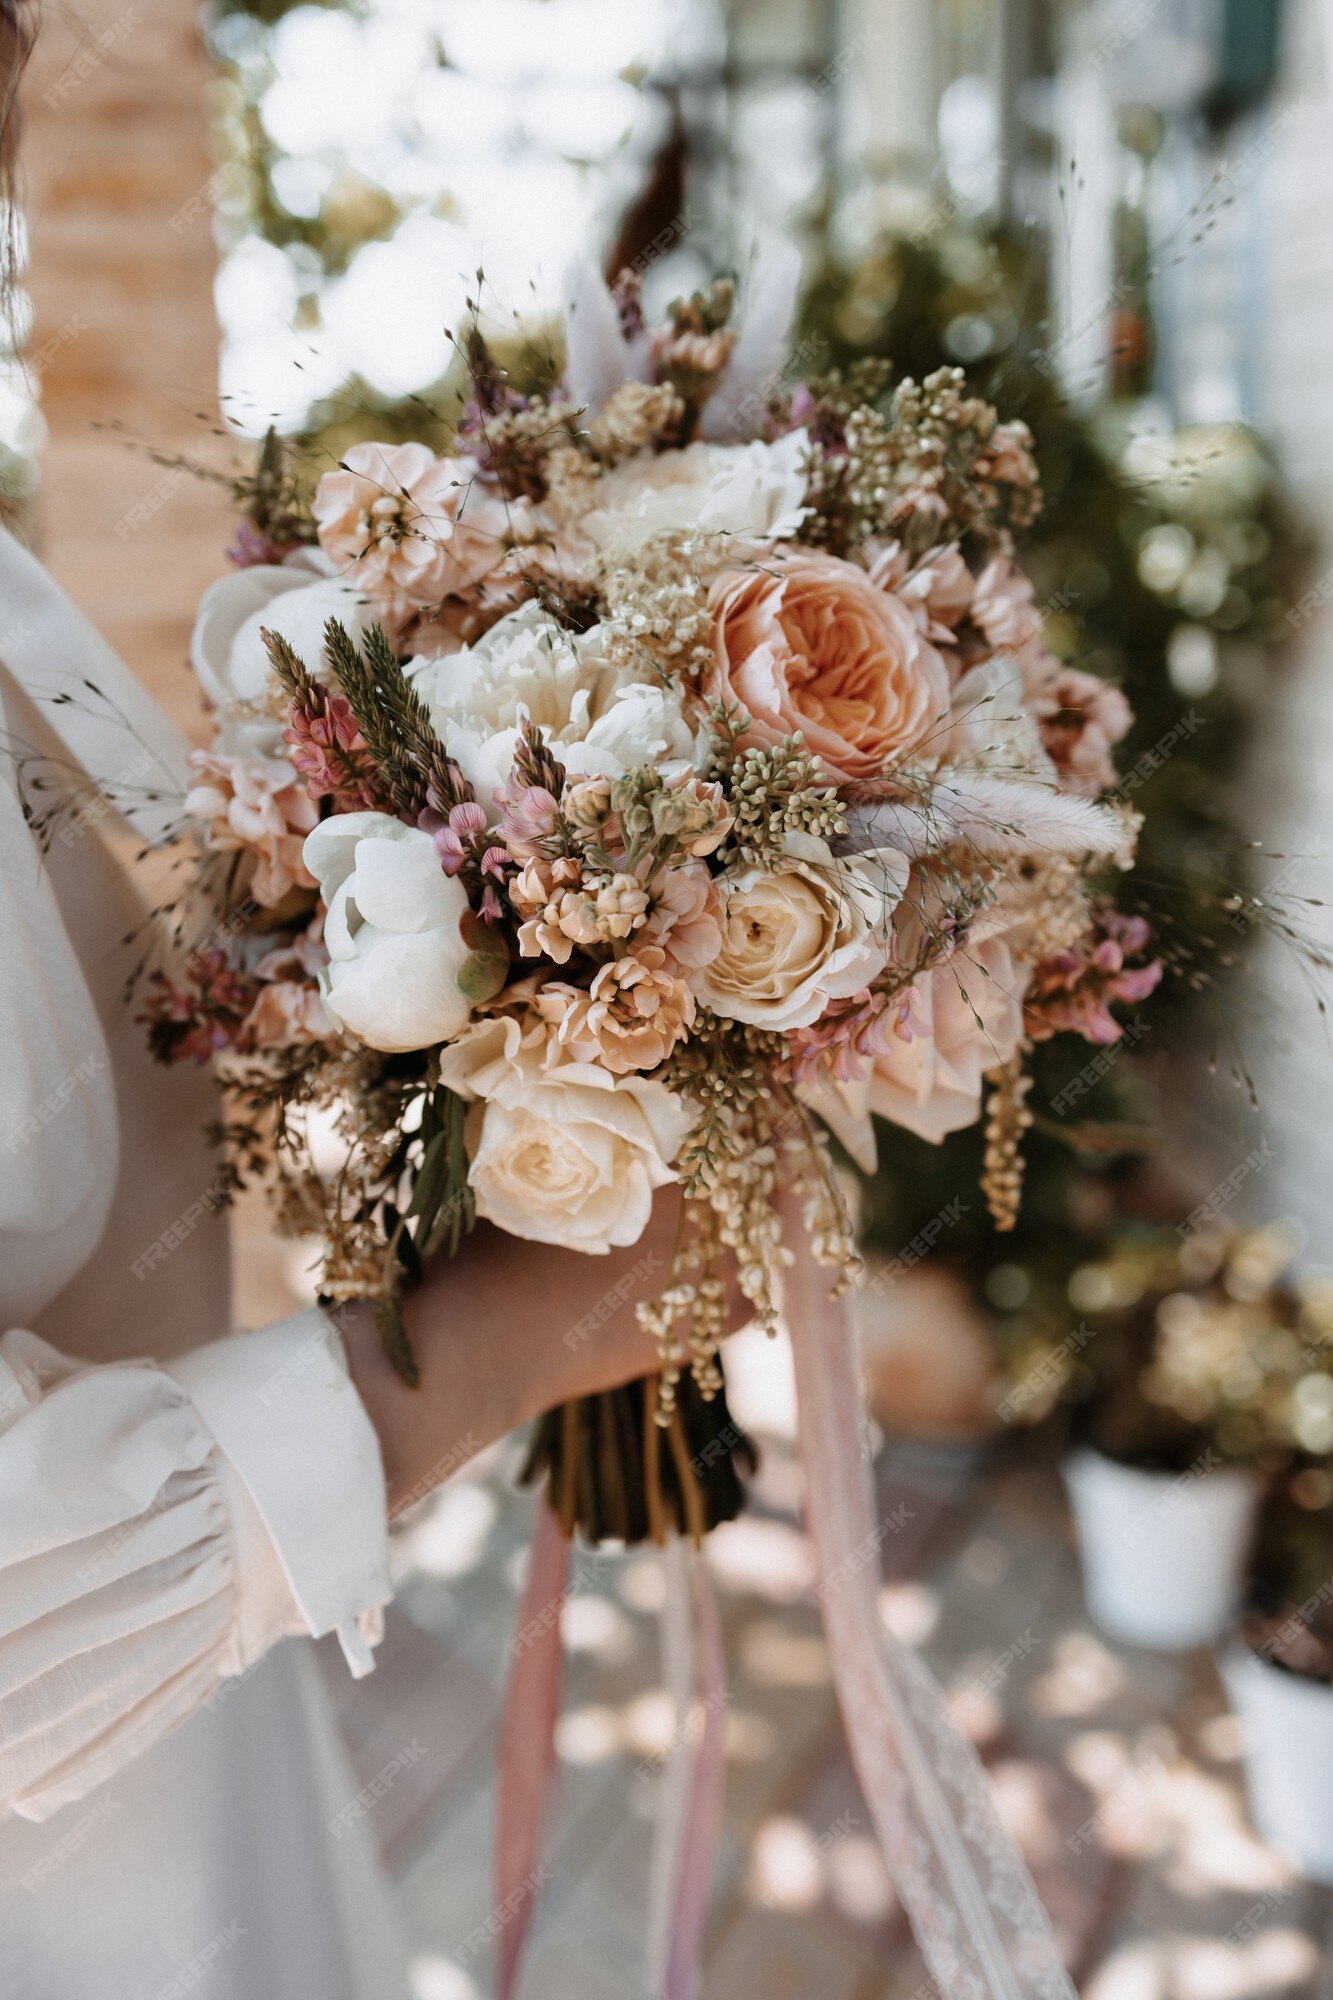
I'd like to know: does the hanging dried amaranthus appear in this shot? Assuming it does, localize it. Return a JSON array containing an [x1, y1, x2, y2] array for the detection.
[[982, 1053, 1034, 1232]]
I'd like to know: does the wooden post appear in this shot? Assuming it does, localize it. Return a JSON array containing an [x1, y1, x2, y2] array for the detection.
[[22, 0, 229, 737]]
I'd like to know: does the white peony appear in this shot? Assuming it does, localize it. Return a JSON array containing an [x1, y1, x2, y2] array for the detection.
[[410, 600, 697, 807], [435, 1016, 689, 1253], [692, 837, 908, 1032], [569, 431, 810, 566], [191, 557, 375, 753], [303, 812, 474, 1052]]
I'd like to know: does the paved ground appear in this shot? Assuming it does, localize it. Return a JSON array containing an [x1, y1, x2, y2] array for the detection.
[[315, 1324, 1333, 2000]]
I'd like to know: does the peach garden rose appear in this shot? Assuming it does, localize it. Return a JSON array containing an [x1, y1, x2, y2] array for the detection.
[[706, 549, 951, 786]]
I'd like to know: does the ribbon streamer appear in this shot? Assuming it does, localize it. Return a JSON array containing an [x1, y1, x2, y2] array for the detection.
[[663, 1548, 725, 2000], [783, 1212, 1077, 2000], [645, 1538, 697, 1995], [494, 1502, 569, 2000], [496, 1231, 1076, 2000]]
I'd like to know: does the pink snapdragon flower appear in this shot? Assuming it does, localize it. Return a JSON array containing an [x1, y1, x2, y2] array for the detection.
[[284, 690, 378, 811], [788, 984, 922, 1087], [1024, 910, 1163, 1045]]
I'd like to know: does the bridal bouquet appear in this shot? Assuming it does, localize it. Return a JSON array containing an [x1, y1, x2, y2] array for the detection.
[[143, 263, 1158, 1547]]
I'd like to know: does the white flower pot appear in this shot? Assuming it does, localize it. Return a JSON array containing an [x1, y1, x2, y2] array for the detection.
[[1064, 1447, 1259, 1651], [1223, 1646, 1333, 1882]]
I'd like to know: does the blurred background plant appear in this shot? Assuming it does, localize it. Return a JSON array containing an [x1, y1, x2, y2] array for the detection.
[[995, 1219, 1333, 1472]]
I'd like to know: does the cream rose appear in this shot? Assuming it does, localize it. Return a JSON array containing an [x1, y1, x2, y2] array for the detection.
[[411, 600, 697, 807], [692, 838, 908, 1031], [302, 813, 474, 1052], [435, 1016, 690, 1253], [707, 550, 951, 786]]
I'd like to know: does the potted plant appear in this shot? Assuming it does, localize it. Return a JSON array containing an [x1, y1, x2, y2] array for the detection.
[[997, 1221, 1329, 1650], [1225, 1464, 1333, 1880]]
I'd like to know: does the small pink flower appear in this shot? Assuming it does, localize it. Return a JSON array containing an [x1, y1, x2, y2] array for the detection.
[[313, 441, 508, 620], [1024, 909, 1162, 1045], [640, 861, 725, 973], [865, 540, 975, 646], [228, 521, 303, 570], [184, 749, 319, 907], [789, 984, 919, 1086], [495, 780, 561, 861], [419, 798, 487, 874], [139, 949, 257, 1064], [284, 691, 378, 810]]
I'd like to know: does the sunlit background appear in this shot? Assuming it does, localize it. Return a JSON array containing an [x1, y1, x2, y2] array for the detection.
[[17, 0, 1333, 1995]]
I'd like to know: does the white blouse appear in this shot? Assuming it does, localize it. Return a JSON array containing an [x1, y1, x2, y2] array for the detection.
[[0, 530, 407, 1998]]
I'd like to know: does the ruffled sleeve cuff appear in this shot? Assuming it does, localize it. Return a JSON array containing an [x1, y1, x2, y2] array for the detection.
[[167, 1310, 391, 1679]]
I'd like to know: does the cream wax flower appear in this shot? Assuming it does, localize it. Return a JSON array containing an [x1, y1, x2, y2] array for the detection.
[[565, 431, 809, 568], [302, 812, 474, 1052], [314, 442, 505, 618], [707, 550, 951, 786], [434, 1015, 689, 1253], [693, 837, 908, 1031], [411, 600, 696, 807]]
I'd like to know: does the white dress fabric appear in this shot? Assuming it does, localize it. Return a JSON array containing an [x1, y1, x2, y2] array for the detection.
[[0, 530, 409, 1999]]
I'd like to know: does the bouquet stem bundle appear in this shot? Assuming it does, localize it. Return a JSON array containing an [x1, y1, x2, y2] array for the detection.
[[522, 1371, 755, 1545]]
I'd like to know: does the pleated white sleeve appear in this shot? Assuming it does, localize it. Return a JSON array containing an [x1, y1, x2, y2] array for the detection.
[[0, 1310, 392, 1823]]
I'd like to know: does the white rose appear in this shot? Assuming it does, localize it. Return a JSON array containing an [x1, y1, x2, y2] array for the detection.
[[411, 599, 697, 808], [435, 1016, 689, 1254], [303, 812, 474, 1052], [693, 839, 908, 1031], [191, 558, 375, 753], [572, 431, 809, 565]]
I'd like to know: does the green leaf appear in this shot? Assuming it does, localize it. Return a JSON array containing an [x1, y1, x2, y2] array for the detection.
[[375, 1292, 420, 1388], [407, 1131, 449, 1221]]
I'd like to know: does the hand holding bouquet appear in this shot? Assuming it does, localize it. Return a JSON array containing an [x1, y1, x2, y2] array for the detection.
[[145, 264, 1157, 1547]]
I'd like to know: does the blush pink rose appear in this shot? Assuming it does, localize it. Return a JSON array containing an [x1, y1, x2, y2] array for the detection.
[[707, 551, 950, 786], [868, 933, 1029, 1143]]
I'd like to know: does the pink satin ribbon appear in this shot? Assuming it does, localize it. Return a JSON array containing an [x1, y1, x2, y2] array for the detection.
[[495, 1226, 1075, 2000], [494, 1501, 569, 2000], [782, 1215, 1076, 2000], [663, 1552, 726, 2000]]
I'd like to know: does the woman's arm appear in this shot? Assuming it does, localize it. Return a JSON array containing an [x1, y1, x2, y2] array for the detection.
[[0, 1189, 689, 1820]]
